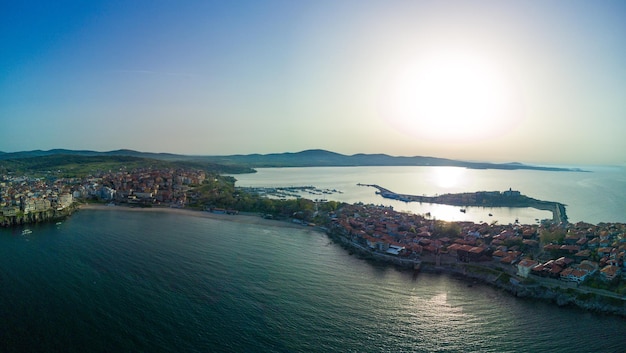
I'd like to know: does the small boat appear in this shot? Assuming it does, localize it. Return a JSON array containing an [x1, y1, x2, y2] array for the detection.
[[22, 229, 32, 235]]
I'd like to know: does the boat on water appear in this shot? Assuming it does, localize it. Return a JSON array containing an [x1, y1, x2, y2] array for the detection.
[[22, 229, 32, 235]]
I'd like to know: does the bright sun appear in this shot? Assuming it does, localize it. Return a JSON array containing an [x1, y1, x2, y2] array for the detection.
[[380, 48, 524, 142]]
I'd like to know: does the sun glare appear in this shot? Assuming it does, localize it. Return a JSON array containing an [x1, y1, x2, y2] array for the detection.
[[430, 166, 466, 189], [381, 48, 524, 142]]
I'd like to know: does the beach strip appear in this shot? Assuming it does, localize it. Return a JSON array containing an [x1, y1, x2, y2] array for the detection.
[[78, 204, 313, 230]]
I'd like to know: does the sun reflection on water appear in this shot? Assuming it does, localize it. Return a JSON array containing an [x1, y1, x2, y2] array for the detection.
[[429, 167, 467, 190]]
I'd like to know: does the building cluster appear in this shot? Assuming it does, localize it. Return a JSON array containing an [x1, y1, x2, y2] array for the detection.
[[331, 203, 626, 286], [0, 175, 74, 216], [0, 168, 208, 216], [521, 222, 626, 283], [70, 168, 207, 207]]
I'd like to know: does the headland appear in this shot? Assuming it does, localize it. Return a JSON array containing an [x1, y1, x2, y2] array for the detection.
[[359, 184, 568, 224], [326, 201, 626, 317]]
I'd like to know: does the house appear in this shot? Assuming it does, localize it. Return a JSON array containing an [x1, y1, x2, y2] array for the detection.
[[574, 250, 591, 260], [446, 243, 461, 256], [491, 249, 507, 261], [559, 245, 581, 254], [548, 265, 563, 278], [570, 269, 590, 283], [554, 257, 574, 268], [600, 265, 621, 281], [468, 247, 486, 261], [560, 267, 574, 281], [560, 268, 590, 283], [578, 260, 599, 275], [386, 244, 405, 256], [531, 263, 545, 276], [517, 259, 539, 278]]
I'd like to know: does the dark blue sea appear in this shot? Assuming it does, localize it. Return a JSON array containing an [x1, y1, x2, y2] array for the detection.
[[1, 209, 625, 352]]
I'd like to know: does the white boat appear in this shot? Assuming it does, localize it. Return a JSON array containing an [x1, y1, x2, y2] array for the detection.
[[22, 229, 32, 235]]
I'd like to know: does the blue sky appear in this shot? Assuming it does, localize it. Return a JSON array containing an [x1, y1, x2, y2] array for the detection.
[[1, 0, 625, 165]]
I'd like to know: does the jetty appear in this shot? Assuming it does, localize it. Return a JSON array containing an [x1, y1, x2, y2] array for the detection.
[[359, 184, 568, 224]]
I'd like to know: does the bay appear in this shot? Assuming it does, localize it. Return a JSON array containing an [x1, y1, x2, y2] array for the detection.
[[1, 209, 625, 352], [232, 166, 626, 225]]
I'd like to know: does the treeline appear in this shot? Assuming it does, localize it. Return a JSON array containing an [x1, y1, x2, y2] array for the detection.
[[189, 176, 341, 223], [0, 155, 253, 176]]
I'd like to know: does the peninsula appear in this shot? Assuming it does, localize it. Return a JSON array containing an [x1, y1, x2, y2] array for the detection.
[[326, 203, 626, 317], [359, 184, 568, 224]]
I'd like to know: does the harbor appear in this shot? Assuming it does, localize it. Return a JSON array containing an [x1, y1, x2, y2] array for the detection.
[[358, 183, 568, 224]]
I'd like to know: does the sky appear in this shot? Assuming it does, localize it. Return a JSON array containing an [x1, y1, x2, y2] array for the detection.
[[1, 0, 625, 165]]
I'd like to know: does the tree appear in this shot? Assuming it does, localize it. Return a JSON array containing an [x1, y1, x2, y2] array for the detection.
[[434, 221, 461, 237], [539, 229, 565, 244]]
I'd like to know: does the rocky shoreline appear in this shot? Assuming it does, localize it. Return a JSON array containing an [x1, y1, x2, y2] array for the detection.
[[0, 203, 79, 227], [327, 229, 626, 318], [430, 264, 626, 317]]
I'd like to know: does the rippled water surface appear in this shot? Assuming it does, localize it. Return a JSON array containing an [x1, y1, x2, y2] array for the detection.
[[1, 209, 624, 352]]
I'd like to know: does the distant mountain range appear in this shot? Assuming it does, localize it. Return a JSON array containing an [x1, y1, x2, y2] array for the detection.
[[0, 149, 583, 172], [0, 149, 184, 161]]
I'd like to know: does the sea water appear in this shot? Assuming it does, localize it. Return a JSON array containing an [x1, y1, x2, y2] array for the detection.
[[1, 209, 624, 352], [232, 166, 626, 225]]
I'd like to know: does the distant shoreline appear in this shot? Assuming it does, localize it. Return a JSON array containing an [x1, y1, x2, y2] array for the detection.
[[78, 204, 312, 230]]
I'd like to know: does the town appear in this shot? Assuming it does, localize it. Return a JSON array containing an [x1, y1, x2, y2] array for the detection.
[[0, 167, 209, 224], [329, 203, 626, 302]]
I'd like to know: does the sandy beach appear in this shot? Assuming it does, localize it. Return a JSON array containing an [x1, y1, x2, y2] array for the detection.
[[78, 204, 315, 230]]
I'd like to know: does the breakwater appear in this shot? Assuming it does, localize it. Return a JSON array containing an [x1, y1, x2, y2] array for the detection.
[[359, 184, 568, 224]]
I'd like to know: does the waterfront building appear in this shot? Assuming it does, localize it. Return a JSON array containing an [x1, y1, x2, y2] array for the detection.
[[517, 259, 539, 278]]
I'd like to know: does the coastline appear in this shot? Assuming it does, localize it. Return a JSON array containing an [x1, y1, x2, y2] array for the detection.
[[78, 204, 312, 231], [79, 203, 626, 317], [327, 229, 626, 317]]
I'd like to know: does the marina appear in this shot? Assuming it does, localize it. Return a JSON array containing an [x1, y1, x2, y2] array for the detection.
[[239, 185, 342, 200]]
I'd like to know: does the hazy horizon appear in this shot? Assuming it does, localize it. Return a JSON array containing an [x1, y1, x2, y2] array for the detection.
[[1, 147, 620, 169], [2, 1, 625, 166]]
